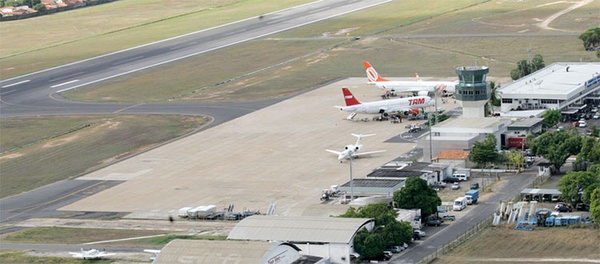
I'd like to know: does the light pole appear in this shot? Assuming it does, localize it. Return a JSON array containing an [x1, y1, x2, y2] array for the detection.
[[349, 155, 354, 202], [428, 94, 439, 162]]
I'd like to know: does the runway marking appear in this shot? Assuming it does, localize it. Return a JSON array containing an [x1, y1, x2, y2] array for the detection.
[[113, 103, 144, 114], [51, 79, 79, 88], [83, 234, 166, 245], [1, 80, 30, 88]]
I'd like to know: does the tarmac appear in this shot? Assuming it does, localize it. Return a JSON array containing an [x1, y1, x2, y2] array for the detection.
[[62, 77, 458, 219]]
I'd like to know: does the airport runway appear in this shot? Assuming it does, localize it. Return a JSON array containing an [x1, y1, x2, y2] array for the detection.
[[0, 0, 392, 224]]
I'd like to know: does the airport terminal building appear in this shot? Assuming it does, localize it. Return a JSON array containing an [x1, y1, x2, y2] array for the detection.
[[499, 62, 600, 118]]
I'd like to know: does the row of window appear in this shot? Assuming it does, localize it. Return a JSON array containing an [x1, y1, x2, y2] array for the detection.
[[501, 98, 559, 104]]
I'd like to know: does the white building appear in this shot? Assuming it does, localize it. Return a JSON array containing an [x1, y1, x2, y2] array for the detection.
[[499, 62, 600, 116]]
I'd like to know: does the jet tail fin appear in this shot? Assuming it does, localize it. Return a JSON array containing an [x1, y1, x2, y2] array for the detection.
[[364, 61, 389, 82], [342, 87, 361, 106]]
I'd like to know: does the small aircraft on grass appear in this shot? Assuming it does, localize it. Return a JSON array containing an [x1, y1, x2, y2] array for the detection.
[[326, 133, 386, 162], [69, 248, 116, 260]]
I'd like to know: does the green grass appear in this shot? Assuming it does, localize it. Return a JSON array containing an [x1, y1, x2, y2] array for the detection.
[[0, 0, 313, 78], [1, 226, 167, 244], [140, 234, 227, 246], [0, 115, 208, 198]]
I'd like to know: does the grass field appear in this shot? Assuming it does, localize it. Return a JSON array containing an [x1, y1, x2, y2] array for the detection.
[[433, 226, 600, 264], [0, 115, 208, 198]]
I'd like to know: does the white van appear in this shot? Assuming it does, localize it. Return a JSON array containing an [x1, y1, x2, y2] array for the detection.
[[452, 170, 470, 181], [453, 197, 467, 211]]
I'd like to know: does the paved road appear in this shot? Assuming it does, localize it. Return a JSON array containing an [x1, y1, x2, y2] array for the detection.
[[390, 171, 537, 264]]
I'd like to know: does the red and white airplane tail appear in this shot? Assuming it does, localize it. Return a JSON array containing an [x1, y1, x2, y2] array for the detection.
[[342, 87, 361, 106], [364, 61, 389, 83]]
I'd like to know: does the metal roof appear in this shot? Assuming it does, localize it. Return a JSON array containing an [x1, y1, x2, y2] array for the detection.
[[154, 239, 275, 263], [227, 215, 374, 244], [499, 62, 600, 100], [520, 188, 562, 195]]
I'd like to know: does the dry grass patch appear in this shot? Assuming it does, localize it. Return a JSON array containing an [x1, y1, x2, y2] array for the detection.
[[434, 226, 600, 264], [0, 115, 208, 198]]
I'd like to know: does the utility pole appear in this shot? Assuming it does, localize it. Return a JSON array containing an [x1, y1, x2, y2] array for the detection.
[[349, 156, 354, 202]]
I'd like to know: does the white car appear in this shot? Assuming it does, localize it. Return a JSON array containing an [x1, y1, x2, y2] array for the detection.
[[451, 182, 460, 190], [593, 114, 599, 119], [579, 121, 587, 128], [414, 229, 427, 237]]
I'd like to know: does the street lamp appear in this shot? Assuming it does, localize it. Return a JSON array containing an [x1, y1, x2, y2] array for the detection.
[[349, 155, 354, 202]]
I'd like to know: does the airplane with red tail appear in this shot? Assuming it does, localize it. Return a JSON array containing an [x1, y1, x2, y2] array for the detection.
[[335, 87, 433, 119]]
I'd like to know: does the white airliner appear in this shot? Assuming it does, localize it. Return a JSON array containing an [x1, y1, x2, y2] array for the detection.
[[364, 61, 457, 96], [335, 87, 434, 119], [326, 134, 386, 162], [69, 248, 116, 260]]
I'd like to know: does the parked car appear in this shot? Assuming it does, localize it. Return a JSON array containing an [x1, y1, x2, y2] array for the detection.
[[579, 120, 587, 127], [387, 246, 403, 253], [576, 203, 590, 211], [470, 182, 480, 190], [426, 218, 442, 226], [451, 182, 460, 190], [556, 205, 572, 212], [442, 215, 456, 221], [443, 177, 461, 183], [412, 231, 422, 240], [554, 202, 571, 210], [594, 113, 600, 119], [413, 229, 426, 237]]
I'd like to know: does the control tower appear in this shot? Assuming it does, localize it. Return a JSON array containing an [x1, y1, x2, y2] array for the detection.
[[454, 66, 490, 118]]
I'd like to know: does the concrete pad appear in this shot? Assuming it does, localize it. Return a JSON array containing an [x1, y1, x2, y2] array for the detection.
[[61, 78, 428, 218]]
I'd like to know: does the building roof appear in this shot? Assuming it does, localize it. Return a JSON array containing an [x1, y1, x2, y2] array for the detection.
[[153, 239, 275, 263], [507, 117, 545, 129], [433, 117, 512, 132], [520, 188, 562, 196], [499, 62, 600, 100], [227, 215, 374, 244], [435, 150, 470, 160]]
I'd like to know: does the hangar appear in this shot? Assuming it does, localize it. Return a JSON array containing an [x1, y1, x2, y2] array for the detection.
[[227, 215, 374, 264], [153, 239, 325, 264]]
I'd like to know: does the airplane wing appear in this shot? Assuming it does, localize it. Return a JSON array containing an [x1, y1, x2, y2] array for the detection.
[[326, 149, 342, 155], [97, 252, 117, 257], [68, 253, 83, 258], [351, 150, 386, 157]]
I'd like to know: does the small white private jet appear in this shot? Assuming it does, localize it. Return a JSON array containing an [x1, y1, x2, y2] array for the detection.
[[69, 248, 116, 260], [364, 61, 458, 96], [326, 133, 386, 162]]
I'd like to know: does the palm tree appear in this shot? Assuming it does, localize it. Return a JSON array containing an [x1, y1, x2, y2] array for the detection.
[[485, 81, 501, 116]]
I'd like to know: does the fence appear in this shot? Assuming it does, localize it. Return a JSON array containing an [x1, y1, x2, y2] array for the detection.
[[417, 214, 494, 264]]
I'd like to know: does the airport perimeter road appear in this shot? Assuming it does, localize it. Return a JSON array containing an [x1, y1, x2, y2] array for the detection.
[[0, 0, 390, 113], [390, 172, 537, 264]]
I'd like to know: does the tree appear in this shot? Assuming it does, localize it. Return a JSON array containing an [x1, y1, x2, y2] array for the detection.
[[510, 54, 545, 80], [542, 108, 562, 129], [590, 187, 600, 228], [485, 81, 501, 116], [557, 170, 599, 206], [579, 27, 600, 50], [340, 203, 412, 259], [503, 149, 524, 170], [393, 177, 441, 220], [530, 129, 581, 172], [469, 134, 500, 168]]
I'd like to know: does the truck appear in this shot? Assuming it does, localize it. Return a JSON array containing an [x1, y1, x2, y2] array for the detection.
[[465, 190, 479, 205], [187, 205, 217, 219], [453, 197, 467, 211], [178, 206, 193, 218]]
